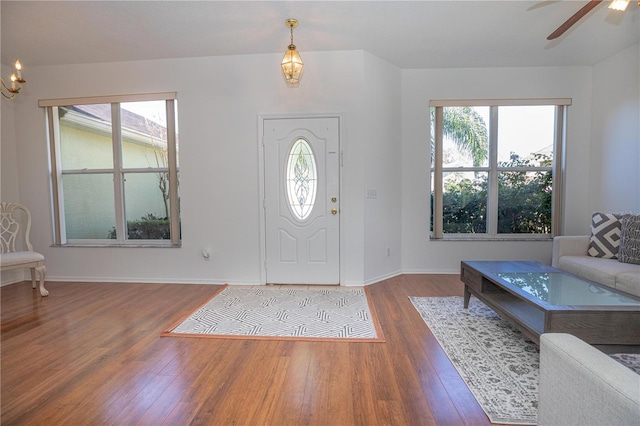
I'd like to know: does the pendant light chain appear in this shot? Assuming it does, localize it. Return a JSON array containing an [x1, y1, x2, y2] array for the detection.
[[290, 25, 294, 47]]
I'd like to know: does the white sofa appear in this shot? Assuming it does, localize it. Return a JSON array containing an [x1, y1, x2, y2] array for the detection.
[[552, 235, 640, 297], [538, 333, 640, 426]]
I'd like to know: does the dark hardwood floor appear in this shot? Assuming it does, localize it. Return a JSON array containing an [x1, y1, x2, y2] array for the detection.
[[1, 275, 513, 425]]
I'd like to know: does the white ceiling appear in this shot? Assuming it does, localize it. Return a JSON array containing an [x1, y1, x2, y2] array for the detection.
[[2, 1, 639, 70]]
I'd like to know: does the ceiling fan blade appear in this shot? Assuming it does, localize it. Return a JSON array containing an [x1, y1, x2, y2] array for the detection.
[[547, 0, 603, 40]]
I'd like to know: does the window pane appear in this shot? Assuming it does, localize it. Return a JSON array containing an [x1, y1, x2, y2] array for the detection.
[[286, 138, 317, 221], [430, 171, 435, 232], [431, 101, 563, 239], [62, 174, 115, 239], [123, 172, 171, 239], [59, 104, 114, 170], [121, 101, 169, 169], [441, 106, 490, 168], [48, 96, 180, 245], [442, 171, 487, 233], [497, 106, 555, 166], [498, 171, 552, 234]]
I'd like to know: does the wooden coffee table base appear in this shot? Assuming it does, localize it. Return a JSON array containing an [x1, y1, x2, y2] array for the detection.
[[460, 260, 640, 352]]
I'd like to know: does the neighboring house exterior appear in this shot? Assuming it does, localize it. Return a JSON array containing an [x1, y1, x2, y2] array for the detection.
[[59, 104, 171, 239]]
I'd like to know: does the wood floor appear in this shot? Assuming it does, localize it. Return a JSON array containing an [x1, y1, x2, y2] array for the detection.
[[1, 275, 513, 425]]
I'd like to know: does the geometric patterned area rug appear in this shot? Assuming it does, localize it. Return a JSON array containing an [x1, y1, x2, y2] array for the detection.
[[409, 296, 539, 425], [162, 285, 384, 342]]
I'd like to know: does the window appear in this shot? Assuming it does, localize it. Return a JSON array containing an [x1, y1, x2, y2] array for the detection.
[[286, 138, 317, 221], [40, 93, 180, 246], [430, 98, 570, 240]]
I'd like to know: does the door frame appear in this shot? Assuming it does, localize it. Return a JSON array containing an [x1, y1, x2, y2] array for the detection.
[[257, 113, 343, 285]]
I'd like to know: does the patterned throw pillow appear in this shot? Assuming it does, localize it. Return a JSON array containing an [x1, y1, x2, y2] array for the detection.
[[618, 215, 640, 265], [588, 212, 623, 258]]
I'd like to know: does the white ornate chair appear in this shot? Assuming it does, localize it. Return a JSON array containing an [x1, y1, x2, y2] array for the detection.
[[0, 202, 48, 296]]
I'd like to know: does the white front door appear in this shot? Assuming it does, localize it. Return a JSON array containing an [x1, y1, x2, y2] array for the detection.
[[263, 117, 340, 284]]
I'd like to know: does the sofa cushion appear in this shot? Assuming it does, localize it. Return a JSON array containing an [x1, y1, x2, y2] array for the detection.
[[618, 215, 640, 265], [616, 271, 640, 297], [588, 212, 623, 259], [557, 255, 640, 289], [538, 333, 640, 426]]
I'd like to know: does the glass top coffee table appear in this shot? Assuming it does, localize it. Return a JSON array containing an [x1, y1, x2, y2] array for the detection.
[[460, 260, 640, 350]]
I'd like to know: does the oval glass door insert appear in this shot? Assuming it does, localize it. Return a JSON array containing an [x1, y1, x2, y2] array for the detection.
[[286, 138, 317, 221]]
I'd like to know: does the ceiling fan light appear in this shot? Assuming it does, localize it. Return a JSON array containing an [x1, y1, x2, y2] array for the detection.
[[608, 0, 629, 11]]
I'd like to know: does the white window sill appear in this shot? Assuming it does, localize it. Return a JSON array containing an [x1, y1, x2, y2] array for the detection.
[[430, 235, 552, 242], [52, 242, 181, 248]]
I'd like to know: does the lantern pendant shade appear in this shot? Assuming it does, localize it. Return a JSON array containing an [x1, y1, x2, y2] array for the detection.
[[282, 19, 303, 88], [282, 45, 304, 88]]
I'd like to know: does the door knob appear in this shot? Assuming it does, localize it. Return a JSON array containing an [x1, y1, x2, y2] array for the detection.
[[331, 208, 338, 215]]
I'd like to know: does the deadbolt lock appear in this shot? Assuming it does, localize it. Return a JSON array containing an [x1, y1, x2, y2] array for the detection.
[[331, 197, 337, 203]]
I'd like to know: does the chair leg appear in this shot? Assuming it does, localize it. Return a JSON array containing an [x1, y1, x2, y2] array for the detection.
[[36, 265, 48, 297], [31, 268, 37, 289]]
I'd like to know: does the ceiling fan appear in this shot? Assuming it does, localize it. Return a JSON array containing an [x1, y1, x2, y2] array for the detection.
[[547, 0, 638, 40]]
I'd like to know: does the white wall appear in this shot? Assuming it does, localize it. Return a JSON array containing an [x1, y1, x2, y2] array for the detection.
[[1, 62, 25, 284], [590, 44, 640, 213], [400, 66, 594, 273], [1, 50, 403, 286], [3, 46, 637, 285], [1, 64, 20, 203], [362, 52, 402, 284]]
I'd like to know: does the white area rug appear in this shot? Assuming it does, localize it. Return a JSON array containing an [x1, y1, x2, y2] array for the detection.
[[409, 296, 539, 425], [409, 296, 640, 425], [163, 285, 384, 342]]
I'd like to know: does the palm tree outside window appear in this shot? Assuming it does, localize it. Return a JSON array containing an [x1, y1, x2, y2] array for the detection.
[[430, 98, 571, 239]]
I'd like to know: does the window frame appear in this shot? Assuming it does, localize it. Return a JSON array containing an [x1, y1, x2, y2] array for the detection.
[[40, 92, 180, 247], [430, 98, 571, 240]]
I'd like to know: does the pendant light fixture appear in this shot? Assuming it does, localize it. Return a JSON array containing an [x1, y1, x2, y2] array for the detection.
[[281, 18, 304, 88]]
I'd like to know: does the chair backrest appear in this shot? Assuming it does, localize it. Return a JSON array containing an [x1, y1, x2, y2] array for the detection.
[[0, 202, 34, 254]]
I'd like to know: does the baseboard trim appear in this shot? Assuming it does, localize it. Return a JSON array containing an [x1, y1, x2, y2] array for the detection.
[[402, 268, 459, 275], [41, 276, 260, 286], [1, 270, 26, 287], [26, 270, 460, 287], [363, 270, 403, 286]]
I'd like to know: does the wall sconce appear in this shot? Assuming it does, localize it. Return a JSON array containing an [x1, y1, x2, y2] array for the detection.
[[281, 19, 304, 88], [1, 60, 26, 99]]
